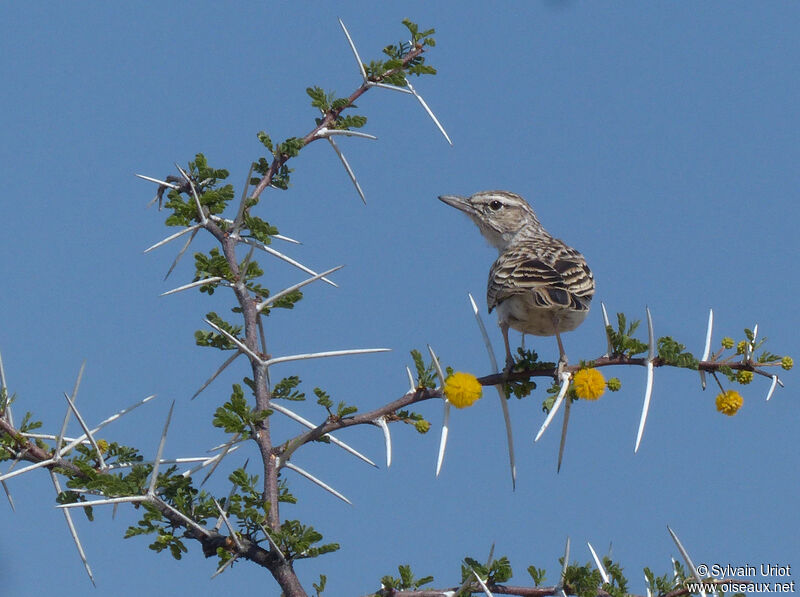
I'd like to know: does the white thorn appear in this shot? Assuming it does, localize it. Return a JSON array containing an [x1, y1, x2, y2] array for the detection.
[[148, 401, 175, 495], [646, 306, 655, 361], [269, 401, 376, 467], [135, 173, 180, 189], [211, 554, 239, 579], [368, 81, 414, 94], [232, 162, 255, 231], [316, 127, 377, 141], [435, 400, 450, 477], [152, 495, 212, 538], [213, 499, 243, 552], [534, 372, 571, 442], [338, 18, 367, 81], [272, 233, 301, 245], [50, 471, 95, 586], [56, 360, 86, 456], [191, 352, 241, 400], [163, 227, 199, 280], [63, 392, 107, 470], [635, 360, 655, 453], [766, 375, 779, 401], [200, 433, 241, 486], [204, 318, 265, 365], [467, 293, 515, 488], [1, 480, 14, 511], [282, 461, 352, 505], [405, 80, 452, 145], [238, 238, 338, 287], [405, 366, 415, 393], [56, 495, 149, 509], [601, 302, 612, 357], [701, 308, 714, 361], [256, 265, 344, 313], [700, 309, 713, 390], [327, 136, 366, 204], [667, 526, 707, 597], [161, 276, 224, 296], [376, 416, 392, 468], [587, 542, 610, 584], [265, 347, 389, 368], [427, 345, 446, 388], [0, 458, 55, 483], [557, 396, 572, 473], [181, 444, 242, 479], [175, 163, 207, 224], [144, 224, 201, 253], [469, 566, 495, 596], [258, 523, 286, 562]]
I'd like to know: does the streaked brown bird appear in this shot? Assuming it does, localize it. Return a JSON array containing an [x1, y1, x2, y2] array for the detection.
[[438, 190, 595, 370]]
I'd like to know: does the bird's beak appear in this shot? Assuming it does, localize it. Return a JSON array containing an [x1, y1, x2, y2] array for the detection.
[[438, 194, 475, 215]]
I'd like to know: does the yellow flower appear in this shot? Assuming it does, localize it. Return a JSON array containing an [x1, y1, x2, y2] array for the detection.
[[782, 356, 793, 371], [96, 439, 109, 454], [721, 337, 734, 349], [736, 370, 753, 385], [715, 389, 743, 416], [572, 368, 606, 400], [736, 340, 747, 355], [443, 372, 482, 409]]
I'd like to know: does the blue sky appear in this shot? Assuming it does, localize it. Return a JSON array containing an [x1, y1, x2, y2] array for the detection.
[[2, 2, 798, 595]]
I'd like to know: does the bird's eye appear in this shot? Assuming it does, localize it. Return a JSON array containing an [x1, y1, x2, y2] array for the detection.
[[489, 200, 503, 211]]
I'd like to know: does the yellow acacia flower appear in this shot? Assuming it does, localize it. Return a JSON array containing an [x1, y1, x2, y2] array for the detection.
[[443, 372, 482, 409], [573, 368, 605, 400], [721, 337, 734, 349], [715, 389, 743, 416], [782, 356, 793, 371], [736, 370, 753, 385]]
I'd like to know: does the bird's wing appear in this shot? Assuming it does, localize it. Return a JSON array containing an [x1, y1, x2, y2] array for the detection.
[[487, 240, 594, 313]]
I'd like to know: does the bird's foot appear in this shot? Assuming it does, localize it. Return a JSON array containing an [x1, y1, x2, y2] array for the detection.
[[556, 354, 569, 379]]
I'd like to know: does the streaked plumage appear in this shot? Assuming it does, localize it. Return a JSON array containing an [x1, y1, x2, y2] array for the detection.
[[438, 190, 594, 366]]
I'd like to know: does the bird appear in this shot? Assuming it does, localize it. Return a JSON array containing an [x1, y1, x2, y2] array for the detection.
[[438, 190, 595, 372]]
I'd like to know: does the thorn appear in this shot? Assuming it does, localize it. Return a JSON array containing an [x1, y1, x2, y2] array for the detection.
[[700, 308, 713, 390], [282, 460, 352, 505], [256, 265, 344, 313], [435, 400, 450, 477], [556, 396, 572, 473], [204, 318, 266, 365], [765, 375, 779, 401], [191, 352, 241, 400], [316, 127, 377, 141], [144, 224, 201, 253], [270, 401, 376, 467], [338, 18, 367, 80], [376, 416, 392, 468], [467, 293, 516, 488], [49, 471, 95, 585], [667, 526, 708, 597], [405, 366, 415, 393], [135, 173, 180, 189], [237, 237, 338, 287], [264, 347, 390, 367], [62, 392, 107, 470], [161, 276, 224, 297], [163, 227, 199, 280], [534, 372, 571, 442], [587, 541, 610, 584], [327, 136, 366, 204], [405, 80, 453, 145], [600, 302, 612, 357], [148, 401, 175, 495], [635, 360, 655, 453]]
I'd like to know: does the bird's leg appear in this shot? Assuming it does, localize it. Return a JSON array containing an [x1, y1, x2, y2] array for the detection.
[[552, 315, 568, 377], [501, 321, 514, 376]]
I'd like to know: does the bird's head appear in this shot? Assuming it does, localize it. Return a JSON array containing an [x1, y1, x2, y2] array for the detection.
[[438, 190, 542, 250]]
